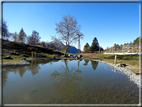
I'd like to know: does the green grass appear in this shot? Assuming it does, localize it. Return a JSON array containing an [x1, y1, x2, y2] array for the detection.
[[2, 39, 64, 63], [83, 54, 139, 66]]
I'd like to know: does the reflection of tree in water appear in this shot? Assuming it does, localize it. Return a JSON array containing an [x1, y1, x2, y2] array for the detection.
[[3, 60, 41, 87], [74, 59, 82, 74], [3, 66, 28, 87], [50, 59, 82, 102], [3, 68, 10, 87], [3, 59, 60, 87], [91, 61, 98, 70], [26, 60, 40, 76], [83, 59, 89, 66]]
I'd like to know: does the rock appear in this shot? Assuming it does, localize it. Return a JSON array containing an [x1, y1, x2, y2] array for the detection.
[[22, 57, 26, 60], [76, 56, 81, 59], [53, 56, 56, 59], [117, 63, 127, 67], [20, 60, 30, 64], [120, 63, 127, 67], [78, 55, 83, 58], [4, 56, 12, 59], [21, 44, 26, 47], [68, 54, 74, 57], [10, 51, 17, 55]]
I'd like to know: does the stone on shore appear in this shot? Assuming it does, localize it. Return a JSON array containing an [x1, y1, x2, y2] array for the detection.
[[4, 56, 12, 59]]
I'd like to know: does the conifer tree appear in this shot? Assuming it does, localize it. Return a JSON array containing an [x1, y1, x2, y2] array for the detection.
[[89, 37, 99, 51], [83, 43, 90, 52], [2, 21, 9, 39]]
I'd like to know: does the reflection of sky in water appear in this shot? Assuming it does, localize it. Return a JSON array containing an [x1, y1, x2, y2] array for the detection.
[[3, 59, 139, 104]]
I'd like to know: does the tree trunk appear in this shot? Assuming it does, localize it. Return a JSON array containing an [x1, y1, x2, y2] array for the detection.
[[65, 45, 69, 57]]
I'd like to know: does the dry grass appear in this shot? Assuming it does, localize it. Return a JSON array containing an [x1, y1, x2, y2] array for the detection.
[[81, 53, 140, 74]]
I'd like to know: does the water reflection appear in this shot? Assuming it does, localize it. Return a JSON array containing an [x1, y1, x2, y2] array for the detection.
[[3, 60, 40, 86], [74, 59, 82, 74], [50, 59, 82, 100], [104, 63, 117, 73], [83, 59, 89, 66], [83, 60, 98, 71], [90, 61, 98, 70], [2, 59, 139, 104], [27, 60, 40, 76]]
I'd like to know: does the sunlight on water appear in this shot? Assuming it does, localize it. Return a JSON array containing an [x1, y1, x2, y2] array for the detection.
[[3, 59, 139, 104]]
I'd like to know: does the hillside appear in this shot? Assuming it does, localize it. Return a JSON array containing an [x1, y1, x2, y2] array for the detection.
[[1, 39, 64, 63], [105, 37, 141, 53]]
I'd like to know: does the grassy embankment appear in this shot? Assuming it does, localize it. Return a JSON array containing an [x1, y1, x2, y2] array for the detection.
[[1, 39, 64, 64], [82, 53, 140, 74]]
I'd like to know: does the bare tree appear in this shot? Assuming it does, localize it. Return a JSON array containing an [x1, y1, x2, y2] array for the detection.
[[12, 32, 18, 42], [18, 28, 27, 44], [50, 44, 58, 51], [40, 41, 46, 47], [27, 30, 41, 45], [51, 15, 82, 56], [60, 45, 67, 52]]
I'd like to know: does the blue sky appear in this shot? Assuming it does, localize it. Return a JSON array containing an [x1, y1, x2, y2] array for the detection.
[[3, 2, 139, 50]]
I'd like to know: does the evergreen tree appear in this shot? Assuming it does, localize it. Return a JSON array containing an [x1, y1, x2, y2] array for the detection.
[[83, 43, 90, 52], [2, 21, 9, 39], [89, 37, 99, 51], [18, 28, 27, 44], [100, 47, 104, 51], [133, 37, 139, 45]]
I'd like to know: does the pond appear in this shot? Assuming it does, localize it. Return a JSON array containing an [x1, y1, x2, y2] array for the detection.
[[3, 59, 139, 104]]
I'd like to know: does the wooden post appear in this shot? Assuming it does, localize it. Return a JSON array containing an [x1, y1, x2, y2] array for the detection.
[[14, 50, 15, 53], [31, 51, 33, 59], [31, 60, 33, 66], [114, 68, 117, 73], [35, 51, 36, 59], [114, 55, 117, 63]]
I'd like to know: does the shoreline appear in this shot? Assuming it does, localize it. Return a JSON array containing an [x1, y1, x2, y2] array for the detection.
[[1, 58, 141, 87], [85, 58, 141, 88]]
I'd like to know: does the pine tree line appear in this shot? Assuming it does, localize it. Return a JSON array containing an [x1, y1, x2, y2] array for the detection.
[[1, 21, 41, 46]]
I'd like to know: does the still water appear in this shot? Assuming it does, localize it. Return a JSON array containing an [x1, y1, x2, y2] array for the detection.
[[3, 59, 139, 104]]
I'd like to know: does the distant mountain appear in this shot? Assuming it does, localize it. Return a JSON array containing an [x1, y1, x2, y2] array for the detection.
[[68, 45, 79, 54], [44, 40, 79, 53]]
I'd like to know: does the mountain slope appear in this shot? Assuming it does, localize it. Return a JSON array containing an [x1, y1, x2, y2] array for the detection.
[[45, 40, 79, 53]]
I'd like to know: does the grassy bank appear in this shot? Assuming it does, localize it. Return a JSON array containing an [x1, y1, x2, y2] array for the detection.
[[82, 53, 139, 74], [83, 54, 139, 65], [2, 39, 64, 64]]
